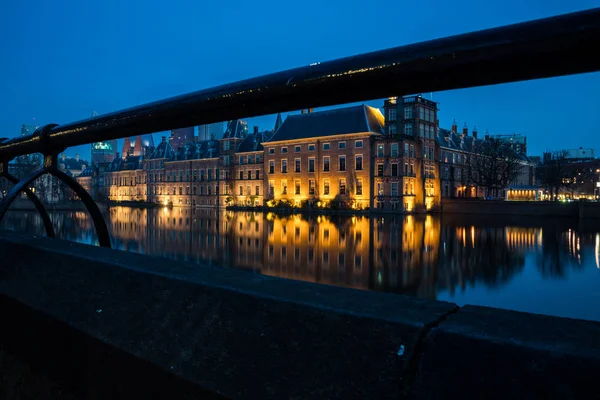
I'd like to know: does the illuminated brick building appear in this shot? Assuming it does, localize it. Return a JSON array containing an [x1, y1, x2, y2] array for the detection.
[[265, 106, 382, 209], [381, 95, 440, 211]]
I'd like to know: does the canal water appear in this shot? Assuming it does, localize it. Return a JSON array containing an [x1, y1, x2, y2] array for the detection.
[[2, 206, 600, 322]]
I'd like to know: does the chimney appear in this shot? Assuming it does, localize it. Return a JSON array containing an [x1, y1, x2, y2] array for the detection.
[[451, 119, 457, 134], [462, 122, 468, 136], [76, 153, 80, 162], [308, 108, 314, 113], [253, 126, 259, 134], [61, 153, 67, 161], [301, 109, 306, 114], [472, 126, 478, 139]]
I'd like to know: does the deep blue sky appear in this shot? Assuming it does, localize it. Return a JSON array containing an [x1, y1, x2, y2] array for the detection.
[[1, 0, 598, 160]]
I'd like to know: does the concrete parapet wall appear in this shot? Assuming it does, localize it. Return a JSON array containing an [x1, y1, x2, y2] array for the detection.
[[1, 232, 599, 399], [0, 232, 454, 399]]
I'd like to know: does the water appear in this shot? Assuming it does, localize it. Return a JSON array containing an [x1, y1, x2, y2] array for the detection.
[[2, 206, 600, 321]]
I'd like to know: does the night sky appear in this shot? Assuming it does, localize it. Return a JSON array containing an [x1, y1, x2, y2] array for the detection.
[[1, 0, 598, 160]]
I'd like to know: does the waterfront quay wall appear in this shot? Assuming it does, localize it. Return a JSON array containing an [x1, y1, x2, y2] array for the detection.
[[442, 199, 600, 219], [1, 232, 600, 399]]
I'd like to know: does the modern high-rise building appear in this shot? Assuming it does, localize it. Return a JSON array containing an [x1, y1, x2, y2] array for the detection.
[[490, 133, 527, 154], [197, 122, 224, 141], [89, 111, 118, 165], [91, 140, 118, 165], [169, 127, 195, 150]]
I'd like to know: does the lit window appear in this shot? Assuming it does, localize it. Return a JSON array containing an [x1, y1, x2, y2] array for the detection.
[[356, 179, 363, 195], [281, 179, 288, 195], [295, 180, 301, 195], [309, 179, 315, 195], [323, 156, 330, 172], [355, 155, 363, 171], [339, 178, 346, 195], [377, 163, 384, 177], [324, 179, 330, 195], [377, 144, 384, 157]]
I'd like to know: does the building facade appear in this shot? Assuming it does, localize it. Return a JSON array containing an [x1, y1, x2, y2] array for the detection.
[[264, 106, 380, 210], [79, 99, 535, 211]]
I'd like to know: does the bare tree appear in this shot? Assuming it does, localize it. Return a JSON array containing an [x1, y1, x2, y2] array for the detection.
[[538, 150, 570, 199], [469, 138, 523, 198]]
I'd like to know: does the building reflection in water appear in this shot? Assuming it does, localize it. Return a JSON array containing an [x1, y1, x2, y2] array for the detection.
[[2, 207, 598, 302]]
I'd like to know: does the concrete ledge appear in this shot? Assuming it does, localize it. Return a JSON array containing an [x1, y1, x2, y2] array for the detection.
[[0, 231, 456, 399], [413, 305, 600, 399]]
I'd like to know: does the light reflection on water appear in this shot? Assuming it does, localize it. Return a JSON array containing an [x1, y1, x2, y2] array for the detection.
[[2, 206, 600, 321]]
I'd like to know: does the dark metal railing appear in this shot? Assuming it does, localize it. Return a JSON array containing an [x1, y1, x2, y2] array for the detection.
[[0, 7, 599, 247]]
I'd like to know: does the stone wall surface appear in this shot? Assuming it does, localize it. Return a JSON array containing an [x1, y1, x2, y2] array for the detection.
[[1, 232, 599, 399]]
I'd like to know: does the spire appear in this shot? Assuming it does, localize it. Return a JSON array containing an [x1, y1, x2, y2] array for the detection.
[[133, 135, 143, 156], [274, 113, 283, 133], [451, 119, 457, 134], [122, 137, 132, 158]]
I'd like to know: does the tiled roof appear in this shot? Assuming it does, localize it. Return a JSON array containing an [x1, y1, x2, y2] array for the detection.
[[62, 158, 89, 170], [269, 105, 384, 142], [436, 128, 530, 162], [174, 140, 220, 160], [148, 139, 175, 160], [237, 132, 268, 153]]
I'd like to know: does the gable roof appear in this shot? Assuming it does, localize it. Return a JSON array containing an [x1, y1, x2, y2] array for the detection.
[[269, 105, 384, 142]]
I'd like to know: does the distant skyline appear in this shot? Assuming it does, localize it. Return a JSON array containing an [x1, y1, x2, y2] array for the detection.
[[1, 0, 598, 159]]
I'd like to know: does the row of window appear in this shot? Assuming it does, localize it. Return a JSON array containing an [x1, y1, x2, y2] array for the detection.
[[237, 154, 263, 165], [388, 106, 436, 123], [376, 162, 415, 177], [376, 181, 415, 197], [238, 170, 261, 180], [268, 178, 363, 197], [268, 140, 363, 155], [441, 151, 468, 165], [376, 143, 415, 158], [268, 155, 363, 174], [148, 184, 220, 196]]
